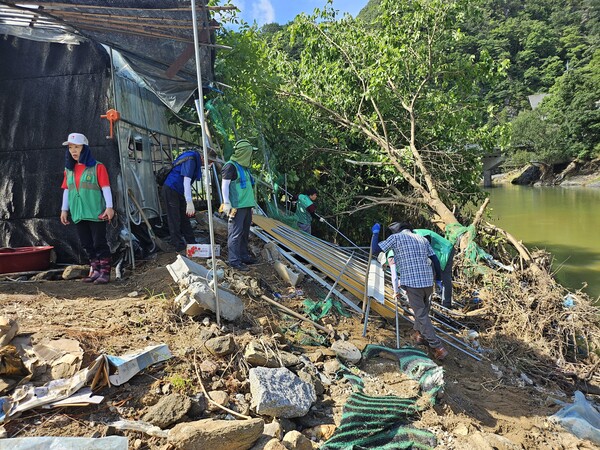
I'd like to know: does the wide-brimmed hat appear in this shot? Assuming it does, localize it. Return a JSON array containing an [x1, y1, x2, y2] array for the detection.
[[62, 133, 88, 146]]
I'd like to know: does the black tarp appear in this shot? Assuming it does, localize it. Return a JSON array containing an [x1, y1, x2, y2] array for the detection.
[[0, 36, 121, 263], [0, 0, 217, 264], [0, 0, 215, 111]]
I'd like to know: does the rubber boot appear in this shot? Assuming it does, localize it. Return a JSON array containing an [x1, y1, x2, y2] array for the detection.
[[93, 258, 111, 284], [83, 259, 101, 283]]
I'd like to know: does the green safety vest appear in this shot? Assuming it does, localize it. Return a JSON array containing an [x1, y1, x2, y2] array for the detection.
[[296, 194, 313, 225], [413, 229, 454, 270], [226, 161, 256, 208], [66, 164, 106, 223]]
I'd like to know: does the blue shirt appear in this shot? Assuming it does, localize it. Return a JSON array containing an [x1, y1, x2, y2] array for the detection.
[[164, 150, 202, 195], [378, 230, 436, 288]]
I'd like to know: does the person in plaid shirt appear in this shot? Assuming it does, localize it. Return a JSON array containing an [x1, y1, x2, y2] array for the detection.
[[371, 222, 449, 360]]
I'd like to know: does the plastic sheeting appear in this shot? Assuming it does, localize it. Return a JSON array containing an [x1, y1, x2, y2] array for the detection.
[[0, 36, 121, 262], [551, 391, 600, 445], [0, 436, 128, 450], [0, 0, 215, 112]]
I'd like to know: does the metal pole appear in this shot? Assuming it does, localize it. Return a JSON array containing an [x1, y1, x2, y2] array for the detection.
[[316, 213, 364, 254], [108, 47, 135, 270], [191, 0, 220, 326], [362, 297, 371, 336], [323, 251, 355, 303], [395, 300, 400, 349], [362, 235, 375, 314]]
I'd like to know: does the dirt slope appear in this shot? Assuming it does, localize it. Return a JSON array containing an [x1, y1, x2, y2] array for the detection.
[[0, 251, 596, 450]]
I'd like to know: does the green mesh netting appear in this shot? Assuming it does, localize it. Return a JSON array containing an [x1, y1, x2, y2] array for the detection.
[[265, 200, 300, 228], [280, 317, 328, 346], [207, 98, 294, 223], [303, 297, 351, 321], [444, 222, 491, 264], [322, 345, 444, 449], [206, 98, 235, 161]]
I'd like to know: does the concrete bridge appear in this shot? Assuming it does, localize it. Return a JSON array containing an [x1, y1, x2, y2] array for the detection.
[[482, 152, 505, 187]]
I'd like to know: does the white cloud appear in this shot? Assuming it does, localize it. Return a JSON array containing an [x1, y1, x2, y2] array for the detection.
[[252, 0, 275, 25]]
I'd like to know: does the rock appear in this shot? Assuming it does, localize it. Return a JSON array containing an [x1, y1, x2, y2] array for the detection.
[[249, 421, 283, 450], [306, 350, 324, 363], [455, 430, 521, 450], [511, 165, 540, 185], [205, 335, 236, 356], [0, 316, 18, 346], [330, 340, 361, 364], [249, 367, 316, 418], [322, 359, 340, 375], [207, 390, 229, 411], [139, 392, 160, 407], [167, 418, 264, 450], [302, 424, 336, 441], [282, 430, 314, 450], [199, 359, 219, 376], [244, 341, 299, 367], [189, 393, 207, 418], [298, 370, 323, 396], [263, 439, 287, 450], [453, 423, 469, 436], [62, 265, 89, 280], [177, 282, 244, 321], [263, 420, 283, 439], [142, 394, 192, 428]]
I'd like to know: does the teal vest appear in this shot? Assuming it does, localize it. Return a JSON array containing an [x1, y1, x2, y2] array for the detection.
[[296, 194, 313, 225], [66, 164, 106, 223], [413, 229, 453, 270], [226, 161, 255, 208]]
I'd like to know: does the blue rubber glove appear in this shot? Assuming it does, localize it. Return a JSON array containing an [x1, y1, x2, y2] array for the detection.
[[371, 223, 381, 234], [436, 280, 443, 292]]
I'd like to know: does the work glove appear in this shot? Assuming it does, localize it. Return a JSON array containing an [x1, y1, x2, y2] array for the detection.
[[186, 201, 195, 217], [371, 223, 381, 234], [435, 280, 443, 293], [220, 202, 232, 214], [319, 217, 325, 223]]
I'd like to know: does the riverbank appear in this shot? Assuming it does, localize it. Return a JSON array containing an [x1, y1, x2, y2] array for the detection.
[[492, 159, 600, 187]]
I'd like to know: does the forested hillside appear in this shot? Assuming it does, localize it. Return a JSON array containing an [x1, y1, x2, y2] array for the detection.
[[359, 0, 600, 164]]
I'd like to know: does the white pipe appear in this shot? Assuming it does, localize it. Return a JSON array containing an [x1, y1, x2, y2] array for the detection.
[[191, 0, 220, 325]]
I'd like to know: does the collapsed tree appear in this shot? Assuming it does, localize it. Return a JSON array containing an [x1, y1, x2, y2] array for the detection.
[[265, 0, 598, 387], [277, 0, 526, 259]]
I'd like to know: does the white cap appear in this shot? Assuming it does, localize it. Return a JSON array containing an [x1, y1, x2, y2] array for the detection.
[[62, 133, 88, 146]]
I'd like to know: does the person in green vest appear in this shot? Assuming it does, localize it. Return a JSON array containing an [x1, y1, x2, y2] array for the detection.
[[59, 132, 115, 284], [296, 188, 322, 234], [412, 227, 456, 309], [220, 139, 257, 272]]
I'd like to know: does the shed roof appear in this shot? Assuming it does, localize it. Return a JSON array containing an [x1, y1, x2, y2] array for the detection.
[[0, 0, 231, 111]]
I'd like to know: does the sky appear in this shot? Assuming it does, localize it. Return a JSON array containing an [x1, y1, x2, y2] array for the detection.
[[232, 0, 369, 26]]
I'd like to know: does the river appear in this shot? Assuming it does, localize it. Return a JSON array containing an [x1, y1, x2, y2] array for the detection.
[[485, 184, 600, 301]]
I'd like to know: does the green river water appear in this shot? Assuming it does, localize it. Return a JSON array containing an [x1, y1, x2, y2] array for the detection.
[[485, 184, 600, 301]]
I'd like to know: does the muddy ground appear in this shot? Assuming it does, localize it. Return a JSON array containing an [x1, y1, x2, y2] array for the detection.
[[0, 248, 597, 450]]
